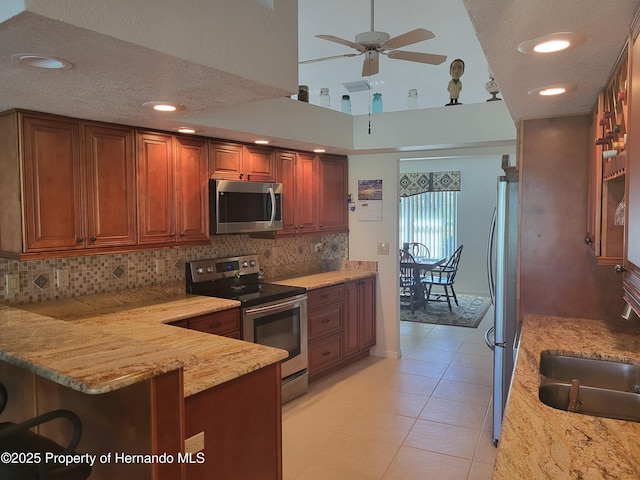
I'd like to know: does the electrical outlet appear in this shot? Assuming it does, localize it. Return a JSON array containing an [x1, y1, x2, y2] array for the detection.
[[185, 431, 205, 454], [5, 274, 19, 294], [155, 259, 165, 275], [377, 243, 389, 255], [56, 268, 70, 288]]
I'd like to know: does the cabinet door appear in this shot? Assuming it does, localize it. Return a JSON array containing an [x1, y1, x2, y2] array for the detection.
[[276, 151, 298, 234], [318, 155, 348, 232], [22, 115, 83, 251], [296, 153, 318, 232], [209, 141, 244, 180], [137, 132, 175, 244], [343, 281, 360, 357], [175, 136, 209, 242], [359, 276, 376, 349], [624, 34, 640, 314], [244, 145, 276, 182], [84, 123, 136, 248]]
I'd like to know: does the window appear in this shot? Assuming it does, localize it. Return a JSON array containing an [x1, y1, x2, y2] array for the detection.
[[400, 190, 458, 259]]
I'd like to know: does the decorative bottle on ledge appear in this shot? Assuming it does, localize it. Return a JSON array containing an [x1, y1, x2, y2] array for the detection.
[[372, 93, 383, 113], [341, 95, 351, 113], [407, 89, 419, 110], [319, 88, 330, 108]]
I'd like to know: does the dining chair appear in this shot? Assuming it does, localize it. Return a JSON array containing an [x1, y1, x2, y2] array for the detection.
[[421, 245, 464, 312], [0, 382, 93, 480], [408, 242, 431, 259], [399, 249, 417, 313]]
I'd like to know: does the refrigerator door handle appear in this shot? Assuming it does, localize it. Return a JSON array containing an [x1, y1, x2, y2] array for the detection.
[[484, 326, 506, 350]]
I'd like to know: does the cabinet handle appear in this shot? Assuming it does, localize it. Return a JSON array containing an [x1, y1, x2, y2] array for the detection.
[[76, 237, 83, 244], [614, 264, 626, 273], [320, 294, 329, 299], [322, 351, 331, 356], [584, 235, 592, 245], [179, 232, 185, 237], [239, 172, 244, 179], [170, 233, 175, 238], [321, 318, 330, 323], [247, 173, 252, 181], [90, 237, 97, 242]]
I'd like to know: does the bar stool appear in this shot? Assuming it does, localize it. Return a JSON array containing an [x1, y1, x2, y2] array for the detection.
[[0, 382, 92, 480]]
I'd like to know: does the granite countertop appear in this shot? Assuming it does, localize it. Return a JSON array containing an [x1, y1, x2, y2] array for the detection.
[[493, 314, 640, 479], [1, 270, 377, 398], [4, 286, 287, 397], [274, 269, 376, 290]]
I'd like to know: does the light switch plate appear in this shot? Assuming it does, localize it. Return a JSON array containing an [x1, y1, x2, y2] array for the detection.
[[377, 243, 389, 255], [185, 431, 205, 454]]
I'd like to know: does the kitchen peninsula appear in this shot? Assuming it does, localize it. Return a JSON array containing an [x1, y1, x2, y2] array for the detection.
[[0, 286, 287, 480], [0, 268, 377, 480]]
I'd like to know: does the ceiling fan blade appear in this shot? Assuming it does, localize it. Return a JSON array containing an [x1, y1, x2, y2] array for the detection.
[[386, 50, 447, 65], [316, 34, 366, 52], [299, 53, 360, 65], [382, 28, 435, 50], [362, 51, 379, 76]]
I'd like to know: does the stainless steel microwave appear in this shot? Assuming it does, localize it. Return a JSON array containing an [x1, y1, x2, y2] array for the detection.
[[210, 179, 283, 234]]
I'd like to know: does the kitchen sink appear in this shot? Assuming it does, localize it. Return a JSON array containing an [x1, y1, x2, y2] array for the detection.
[[538, 353, 640, 422]]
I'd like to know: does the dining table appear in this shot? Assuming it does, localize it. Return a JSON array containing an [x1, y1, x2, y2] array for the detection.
[[401, 256, 446, 313]]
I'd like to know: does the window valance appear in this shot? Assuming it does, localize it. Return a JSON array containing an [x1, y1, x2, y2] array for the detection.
[[399, 171, 461, 197]]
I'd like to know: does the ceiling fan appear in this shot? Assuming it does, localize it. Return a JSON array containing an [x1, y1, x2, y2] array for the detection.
[[299, 0, 447, 76]]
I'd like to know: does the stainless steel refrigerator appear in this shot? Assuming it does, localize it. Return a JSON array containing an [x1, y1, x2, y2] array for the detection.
[[485, 166, 519, 446]]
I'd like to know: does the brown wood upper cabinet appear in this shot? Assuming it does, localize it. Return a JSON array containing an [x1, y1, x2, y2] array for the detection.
[[209, 141, 275, 182], [277, 150, 317, 234], [0, 112, 137, 256], [624, 27, 640, 316], [318, 155, 348, 233], [137, 131, 209, 245]]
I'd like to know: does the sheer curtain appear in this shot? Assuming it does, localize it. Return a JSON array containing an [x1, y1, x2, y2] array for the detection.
[[400, 191, 458, 259]]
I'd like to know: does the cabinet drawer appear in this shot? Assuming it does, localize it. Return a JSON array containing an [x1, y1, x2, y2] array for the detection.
[[308, 333, 343, 373], [308, 302, 343, 340], [307, 284, 344, 308], [188, 309, 240, 336]]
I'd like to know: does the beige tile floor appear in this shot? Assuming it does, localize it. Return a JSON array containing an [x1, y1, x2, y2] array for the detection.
[[282, 307, 497, 480]]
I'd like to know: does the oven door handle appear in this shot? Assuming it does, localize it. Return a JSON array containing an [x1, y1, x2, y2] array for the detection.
[[244, 295, 306, 316]]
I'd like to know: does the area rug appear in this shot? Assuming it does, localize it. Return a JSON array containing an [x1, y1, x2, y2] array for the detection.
[[401, 294, 492, 328]]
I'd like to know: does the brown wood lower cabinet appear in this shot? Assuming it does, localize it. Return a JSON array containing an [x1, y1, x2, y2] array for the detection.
[[184, 364, 282, 480], [307, 276, 376, 382], [168, 309, 240, 338]]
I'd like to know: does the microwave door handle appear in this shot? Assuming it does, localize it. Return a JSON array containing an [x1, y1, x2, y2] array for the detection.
[[268, 187, 276, 226]]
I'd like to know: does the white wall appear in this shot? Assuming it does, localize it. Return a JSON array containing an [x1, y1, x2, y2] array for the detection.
[[349, 152, 510, 359]]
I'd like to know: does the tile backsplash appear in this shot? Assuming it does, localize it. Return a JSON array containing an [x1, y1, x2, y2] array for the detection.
[[0, 233, 348, 305]]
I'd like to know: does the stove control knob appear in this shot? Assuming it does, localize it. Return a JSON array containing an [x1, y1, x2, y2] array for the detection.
[[206, 266, 213, 273], [242, 261, 248, 268], [250, 260, 256, 267], [196, 267, 204, 275]]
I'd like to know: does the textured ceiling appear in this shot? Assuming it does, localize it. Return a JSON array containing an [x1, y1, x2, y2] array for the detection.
[[0, 1, 638, 150]]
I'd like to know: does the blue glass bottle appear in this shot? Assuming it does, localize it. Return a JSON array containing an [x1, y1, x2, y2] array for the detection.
[[372, 93, 383, 113]]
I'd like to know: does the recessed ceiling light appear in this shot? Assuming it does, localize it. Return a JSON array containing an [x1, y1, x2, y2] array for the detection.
[[254, 139, 270, 145], [142, 101, 183, 112], [313, 148, 326, 153], [517, 32, 585, 54], [12, 54, 72, 69], [528, 83, 577, 96], [178, 127, 196, 134]]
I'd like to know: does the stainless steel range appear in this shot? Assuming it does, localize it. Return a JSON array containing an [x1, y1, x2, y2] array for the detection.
[[186, 254, 308, 403]]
